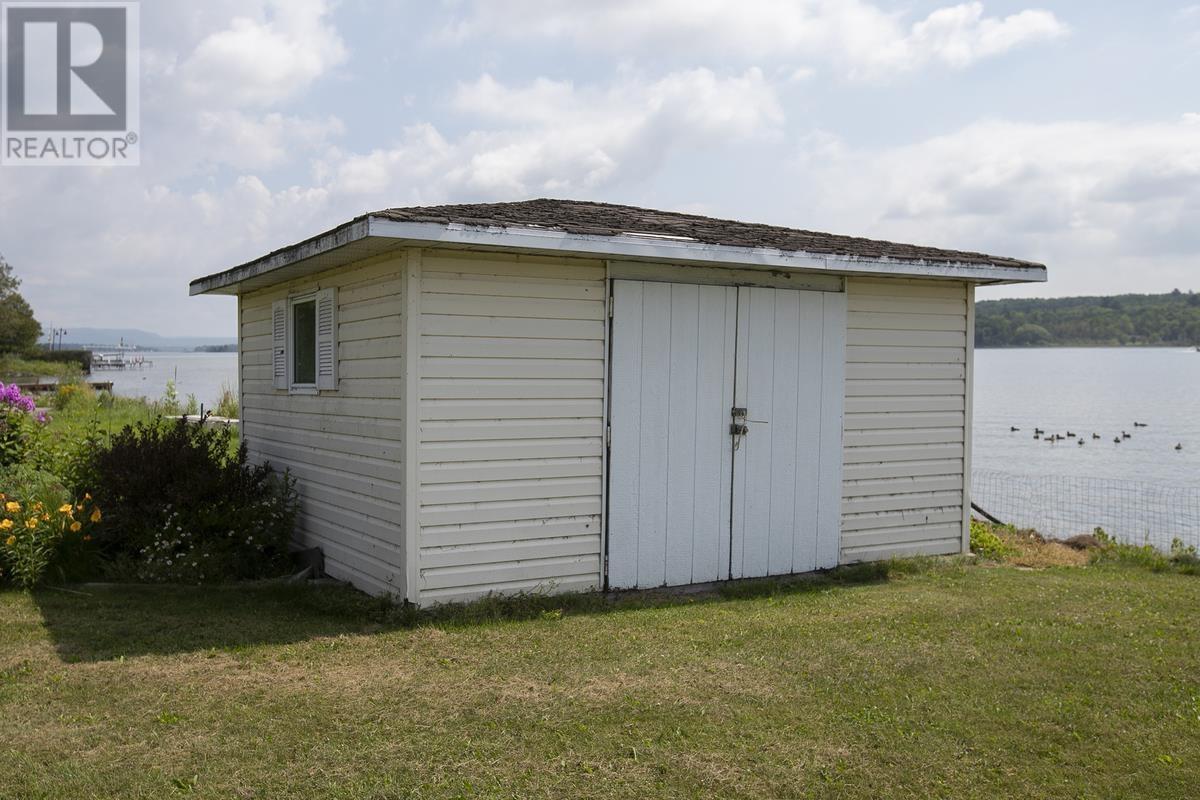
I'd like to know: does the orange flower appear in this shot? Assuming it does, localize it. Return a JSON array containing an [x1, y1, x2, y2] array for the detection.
[[70, 521, 82, 533]]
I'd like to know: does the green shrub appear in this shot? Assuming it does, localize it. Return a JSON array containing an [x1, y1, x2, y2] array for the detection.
[[1090, 528, 1200, 575], [156, 380, 182, 416], [214, 383, 238, 419], [51, 379, 93, 410], [0, 381, 47, 468], [73, 418, 298, 584], [970, 519, 1017, 560], [0, 467, 101, 588]]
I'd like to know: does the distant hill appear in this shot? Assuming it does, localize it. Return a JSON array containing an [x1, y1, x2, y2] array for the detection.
[[976, 290, 1200, 347], [41, 328, 235, 352]]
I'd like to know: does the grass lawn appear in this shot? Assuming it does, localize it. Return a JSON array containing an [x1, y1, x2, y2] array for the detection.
[[2, 561, 1199, 799], [0, 355, 79, 383]]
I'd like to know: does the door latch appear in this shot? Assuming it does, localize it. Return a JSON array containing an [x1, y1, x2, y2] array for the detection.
[[730, 407, 750, 450]]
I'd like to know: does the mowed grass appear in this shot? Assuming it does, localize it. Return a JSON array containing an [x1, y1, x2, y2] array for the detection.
[[2, 562, 1200, 799]]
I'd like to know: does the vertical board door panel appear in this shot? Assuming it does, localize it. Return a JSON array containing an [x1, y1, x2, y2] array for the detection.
[[608, 280, 737, 589], [608, 279, 845, 590], [730, 287, 845, 578]]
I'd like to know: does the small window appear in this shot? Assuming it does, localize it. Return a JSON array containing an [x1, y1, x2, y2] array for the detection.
[[273, 289, 337, 394], [292, 298, 317, 386]]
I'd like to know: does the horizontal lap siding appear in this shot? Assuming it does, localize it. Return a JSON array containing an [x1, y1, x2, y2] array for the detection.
[[418, 252, 606, 603], [840, 278, 968, 562], [240, 257, 406, 595]]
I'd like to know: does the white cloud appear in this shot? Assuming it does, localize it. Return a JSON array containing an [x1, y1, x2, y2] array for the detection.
[[440, 0, 1068, 79], [906, 4, 1068, 69], [195, 111, 345, 170], [786, 117, 1200, 294], [330, 68, 783, 199], [179, 0, 347, 107]]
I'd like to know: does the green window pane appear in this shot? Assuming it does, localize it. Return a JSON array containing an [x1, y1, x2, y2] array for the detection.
[[293, 300, 316, 384]]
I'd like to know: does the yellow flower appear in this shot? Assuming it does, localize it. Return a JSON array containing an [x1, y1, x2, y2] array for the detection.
[[70, 521, 82, 533], [58, 503, 73, 514], [84, 493, 92, 501], [25, 518, 38, 529], [0, 519, 12, 530], [4, 501, 19, 513], [90, 508, 102, 523], [33, 501, 43, 511], [4, 535, 13, 546]]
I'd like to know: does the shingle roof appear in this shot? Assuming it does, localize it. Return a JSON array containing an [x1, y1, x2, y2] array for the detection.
[[373, 198, 1044, 271]]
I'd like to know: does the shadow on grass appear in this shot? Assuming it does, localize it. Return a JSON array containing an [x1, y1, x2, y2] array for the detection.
[[31, 558, 940, 663]]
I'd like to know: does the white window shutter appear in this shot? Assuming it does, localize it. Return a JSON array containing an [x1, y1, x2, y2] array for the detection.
[[271, 299, 287, 390], [316, 288, 338, 390]]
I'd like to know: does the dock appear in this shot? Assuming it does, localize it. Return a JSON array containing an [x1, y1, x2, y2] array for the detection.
[[17, 381, 114, 394], [91, 351, 153, 371]]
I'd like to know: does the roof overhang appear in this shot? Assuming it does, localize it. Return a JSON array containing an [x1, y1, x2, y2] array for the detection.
[[190, 215, 1048, 296]]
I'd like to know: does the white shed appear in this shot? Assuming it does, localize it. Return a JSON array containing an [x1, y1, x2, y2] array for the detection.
[[190, 200, 1046, 605]]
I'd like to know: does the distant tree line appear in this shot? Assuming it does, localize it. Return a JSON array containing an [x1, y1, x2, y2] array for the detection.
[[975, 290, 1200, 347]]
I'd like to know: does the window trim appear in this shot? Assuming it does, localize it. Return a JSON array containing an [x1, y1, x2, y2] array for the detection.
[[287, 292, 319, 395]]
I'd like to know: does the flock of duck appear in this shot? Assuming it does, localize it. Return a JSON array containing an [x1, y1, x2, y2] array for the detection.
[[1010, 422, 1184, 451]]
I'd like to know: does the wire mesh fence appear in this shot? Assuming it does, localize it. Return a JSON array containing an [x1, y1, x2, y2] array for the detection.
[[972, 469, 1200, 552]]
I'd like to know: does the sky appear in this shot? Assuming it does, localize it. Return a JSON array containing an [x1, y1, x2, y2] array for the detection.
[[2, 0, 1199, 338]]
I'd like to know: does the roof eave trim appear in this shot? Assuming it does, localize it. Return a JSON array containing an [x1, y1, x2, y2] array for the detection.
[[189, 217, 371, 296], [190, 215, 1046, 295], [367, 218, 1047, 284]]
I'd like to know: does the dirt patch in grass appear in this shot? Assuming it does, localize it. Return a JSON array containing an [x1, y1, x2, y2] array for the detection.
[[973, 520, 1094, 568], [1000, 528, 1092, 568]]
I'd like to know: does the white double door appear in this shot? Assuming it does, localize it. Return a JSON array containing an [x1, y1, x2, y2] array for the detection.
[[607, 280, 846, 590]]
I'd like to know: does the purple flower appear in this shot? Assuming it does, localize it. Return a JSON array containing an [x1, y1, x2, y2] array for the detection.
[[0, 382, 39, 416]]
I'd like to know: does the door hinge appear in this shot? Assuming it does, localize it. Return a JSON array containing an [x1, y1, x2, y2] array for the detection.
[[608, 295, 614, 318], [605, 425, 611, 448]]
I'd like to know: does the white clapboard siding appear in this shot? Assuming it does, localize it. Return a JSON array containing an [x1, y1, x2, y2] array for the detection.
[[417, 251, 606, 603], [239, 256, 406, 595], [840, 278, 969, 561]]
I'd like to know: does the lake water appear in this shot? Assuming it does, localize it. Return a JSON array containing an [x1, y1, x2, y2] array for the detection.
[[101, 351, 239, 409], [973, 347, 1200, 547]]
